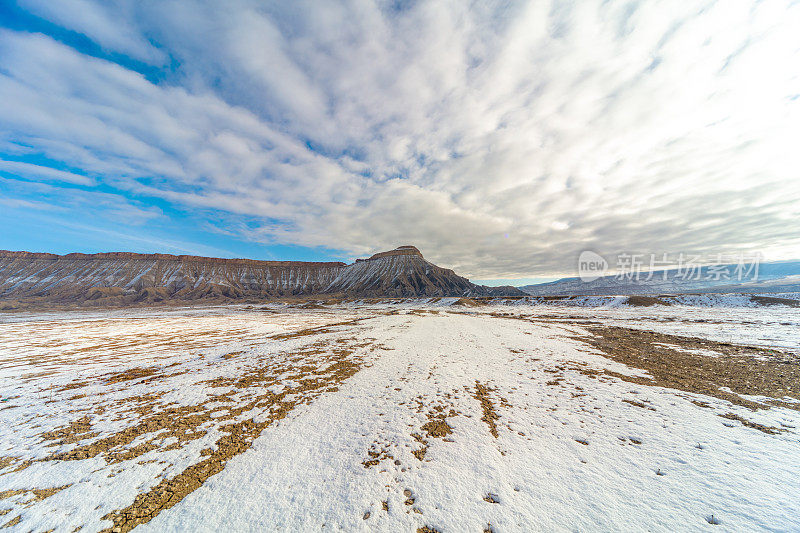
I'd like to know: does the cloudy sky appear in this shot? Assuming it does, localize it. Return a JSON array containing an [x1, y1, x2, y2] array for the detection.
[[1, 0, 799, 281]]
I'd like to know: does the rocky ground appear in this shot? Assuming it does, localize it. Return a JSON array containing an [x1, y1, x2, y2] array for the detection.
[[1, 301, 798, 532]]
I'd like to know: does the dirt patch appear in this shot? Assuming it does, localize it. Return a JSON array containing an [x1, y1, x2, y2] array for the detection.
[[104, 367, 160, 385], [45, 401, 210, 463], [622, 399, 656, 411], [474, 382, 499, 438], [363, 444, 393, 468], [102, 417, 275, 532], [2, 515, 20, 528], [411, 432, 428, 461], [30, 485, 72, 501], [99, 344, 366, 532], [751, 295, 800, 308], [40, 416, 97, 447], [421, 418, 453, 438], [0, 457, 31, 473], [0, 485, 71, 504], [5, 321, 372, 533], [58, 380, 91, 393], [40, 339, 373, 469], [625, 296, 671, 307], [578, 326, 800, 410], [420, 403, 455, 439], [270, 319, 364, 340], [720, 412, 785, 434], [406, 397, 459, 461], [0, 490, 24, 501]]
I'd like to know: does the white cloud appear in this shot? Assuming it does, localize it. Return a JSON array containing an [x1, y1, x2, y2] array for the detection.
[[1, 0, 799, 277], [0, 177, 162, 225], [0, 159, 93, 185], [18, 0, 166, 64]]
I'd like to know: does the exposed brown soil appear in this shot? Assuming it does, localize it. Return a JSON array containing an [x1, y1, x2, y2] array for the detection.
[[1, 320, 374, 533], [0, 458, 30, 474], [0, 490, 24, 500], [39, 415, 96, 446], [363, 444, 393, 468], [474, 382, 499, 438], [0, 484, 71, 506], [421, 418, 453, 438], [104, 366, 160, 385], [2, 515, 20, 528], [411, 432, 428, 461], [44, 400, 211, 463], [30, 485, 72, 501], [751, 295, 800, 308], [407, 397, 459, 462], [625, 296, 671, 307], [270, 319, 364, 340], [99, 341, 367, 532], [720, 412, 785, 434], [103, 418, 273, 532], [578, 326, 800, 411], [622, 399, 656, 411]]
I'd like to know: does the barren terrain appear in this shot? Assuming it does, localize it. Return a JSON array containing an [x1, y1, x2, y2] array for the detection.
[[1, 300, 799, 531]]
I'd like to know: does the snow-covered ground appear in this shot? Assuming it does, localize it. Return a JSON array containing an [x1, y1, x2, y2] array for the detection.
[[1, 303, 798, 532], [501, 302, 800, 352]]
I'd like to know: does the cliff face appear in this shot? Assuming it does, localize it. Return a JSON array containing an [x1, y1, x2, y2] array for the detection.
[[0, 251, 346, 302], [326, 245, 480, 297], [0, 247, 524, 303]]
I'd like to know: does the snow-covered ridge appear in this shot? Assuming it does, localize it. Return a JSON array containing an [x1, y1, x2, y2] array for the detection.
[[0, 250, 346, 301], [0, 247, 524, 302], [508, 293, 800, 308], [326, 247, 477, 297], [521, 261, 800, 296]]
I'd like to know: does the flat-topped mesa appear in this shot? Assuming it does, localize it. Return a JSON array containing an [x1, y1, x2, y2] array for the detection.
[[0, 250, 347, 301], [366, 245, 423, 261], [0, 250, 345, 268]]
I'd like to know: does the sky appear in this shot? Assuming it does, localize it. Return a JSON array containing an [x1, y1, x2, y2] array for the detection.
[[0, 0, 799, 282]]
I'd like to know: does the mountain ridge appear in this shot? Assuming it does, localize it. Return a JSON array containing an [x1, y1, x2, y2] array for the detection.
[[0, 246, 524, 305], [0, 249, 347, 267], [520, 261, 800, 296]]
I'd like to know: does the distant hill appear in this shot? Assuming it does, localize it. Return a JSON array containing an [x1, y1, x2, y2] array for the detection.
[[0, 246, 524, 306], [520, 261, 800, 296]]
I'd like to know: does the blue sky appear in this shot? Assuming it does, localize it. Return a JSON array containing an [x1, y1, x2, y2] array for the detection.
[[1, 0, 799, 282]]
